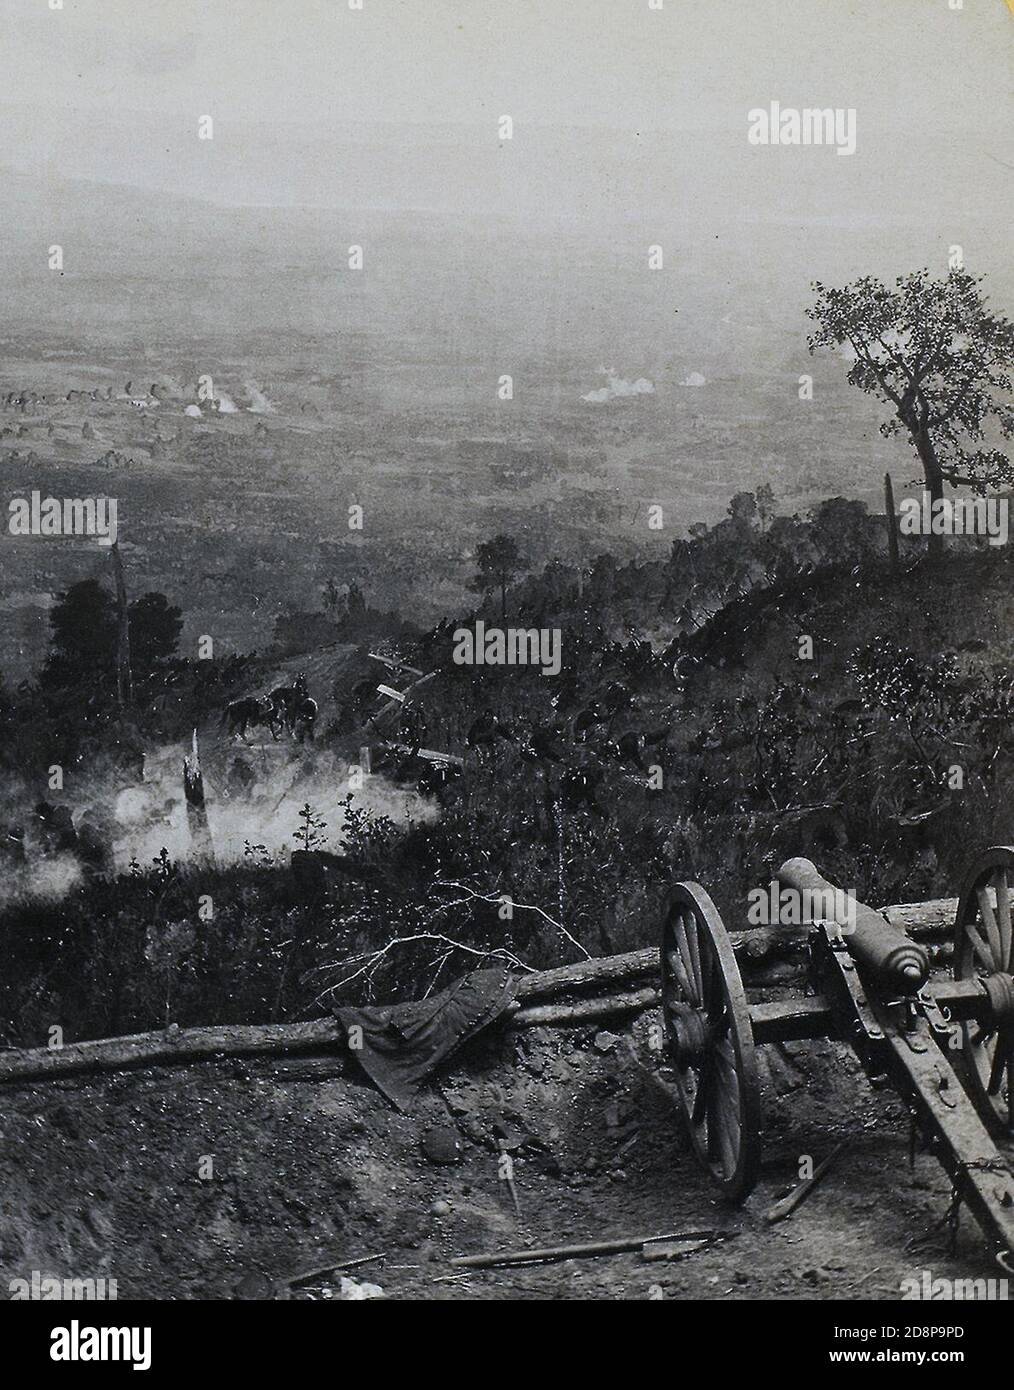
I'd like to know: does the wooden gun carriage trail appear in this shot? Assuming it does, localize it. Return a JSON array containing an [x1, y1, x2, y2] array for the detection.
[[2, 849, 1012, 1269], [660, 847, 1014, 1271]]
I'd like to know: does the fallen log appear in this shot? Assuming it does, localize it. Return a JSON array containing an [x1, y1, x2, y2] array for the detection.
[[515, 950, 657, 1001], [509, 986, 658, 1029], [0, 897, 959, 1086], [0, 992, 662, 1086], [0, 1019, 342, 1086], [881, 898, 956, 937]]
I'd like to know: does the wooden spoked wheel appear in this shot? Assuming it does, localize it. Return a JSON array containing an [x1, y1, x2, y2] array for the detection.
[[954, 846, 1014, 1134], [660, 882, 762, 1200]]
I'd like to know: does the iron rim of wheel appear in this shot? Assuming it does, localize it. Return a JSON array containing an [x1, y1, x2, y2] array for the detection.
[[953, 845, 1014, 1135], [660, 881, 762, 1200]]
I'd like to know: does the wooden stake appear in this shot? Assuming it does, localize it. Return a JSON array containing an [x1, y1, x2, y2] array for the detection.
[[763, 1139, 851, 1224]]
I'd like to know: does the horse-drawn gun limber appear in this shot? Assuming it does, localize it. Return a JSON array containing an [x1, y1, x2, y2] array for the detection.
[[659, 847, 1014, 1268]]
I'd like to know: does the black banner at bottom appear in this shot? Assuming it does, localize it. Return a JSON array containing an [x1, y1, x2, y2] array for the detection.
[[0, 1298, 1005, 1377]]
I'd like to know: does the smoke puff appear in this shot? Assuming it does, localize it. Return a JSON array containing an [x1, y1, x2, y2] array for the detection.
[[581, 367, 655, 404], [244, 381, 276, 414], [1, 742, 437, 906], [111, 743, 437, 870], [3, 854, 84, 908]]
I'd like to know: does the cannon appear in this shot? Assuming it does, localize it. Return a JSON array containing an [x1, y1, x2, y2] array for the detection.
[[659, 847, 1014, 1268]]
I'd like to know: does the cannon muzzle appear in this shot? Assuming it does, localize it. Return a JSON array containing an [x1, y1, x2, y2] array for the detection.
[[776, 857, 930, 992]]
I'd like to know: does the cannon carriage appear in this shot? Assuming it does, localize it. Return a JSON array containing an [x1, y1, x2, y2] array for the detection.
[[660, 847, 1014, 1267]]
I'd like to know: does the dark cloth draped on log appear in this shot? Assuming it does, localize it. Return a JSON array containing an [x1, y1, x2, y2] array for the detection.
[[335, 967, 518, 1111]]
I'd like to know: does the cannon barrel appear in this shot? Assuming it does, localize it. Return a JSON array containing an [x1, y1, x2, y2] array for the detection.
[[776, 857, 930, 992]]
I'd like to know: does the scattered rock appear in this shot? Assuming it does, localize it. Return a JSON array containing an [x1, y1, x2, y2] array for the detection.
[[445, 1088, 479, 1117], [492, 1116, 526, 1152], [420, 1126, 462, 1166], [594, 1031, 619, 1054], [430, 1199, 452, 1218]]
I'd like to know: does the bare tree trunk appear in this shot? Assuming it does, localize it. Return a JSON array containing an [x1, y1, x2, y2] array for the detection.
[[110, 542, 133, 707], [183, 729, 216, 867], [883, 472, 900, 574], [912, 426, 946, 560]]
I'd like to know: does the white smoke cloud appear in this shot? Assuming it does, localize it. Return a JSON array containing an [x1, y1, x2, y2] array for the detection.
[[110, 743, 437, 871], [581, 367, 655, 404], [679, 370, 707, 386], [244, 381, 276, 414], [214, 392, 240, 414], [0, 741, 438, 905], [2, 854, 83, 908]]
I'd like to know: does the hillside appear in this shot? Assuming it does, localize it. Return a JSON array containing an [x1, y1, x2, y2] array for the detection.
[[1, 513, 1009, 1049]]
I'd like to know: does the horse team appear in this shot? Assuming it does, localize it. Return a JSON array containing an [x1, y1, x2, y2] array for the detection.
[[223, 673, 318, 743]]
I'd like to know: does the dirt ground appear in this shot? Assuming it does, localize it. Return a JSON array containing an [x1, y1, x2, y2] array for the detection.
[[0, 1003, 1008, 1301]]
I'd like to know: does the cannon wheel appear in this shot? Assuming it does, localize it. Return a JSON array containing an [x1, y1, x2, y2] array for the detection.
[[660, 882, 762, 1200], [954, 846, 1014, 1133]]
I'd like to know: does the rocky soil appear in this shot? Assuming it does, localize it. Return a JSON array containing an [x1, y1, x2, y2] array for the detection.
[[3, 1001, 1009, 1302]]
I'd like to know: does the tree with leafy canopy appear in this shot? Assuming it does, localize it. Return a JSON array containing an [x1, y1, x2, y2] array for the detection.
[[727, 491, 759, 528], [128, 592, 183, 677], [470, 534, 525, 621], [41, 578, 118, 691], [809, 497, 876, 565], [806, 269, 1014, 557]]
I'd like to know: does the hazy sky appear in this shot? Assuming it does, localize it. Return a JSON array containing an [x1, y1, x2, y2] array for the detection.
[[0, 0, 1009, 363], [1, 0, 1010, 214], [0, 1, 1009, 541]]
